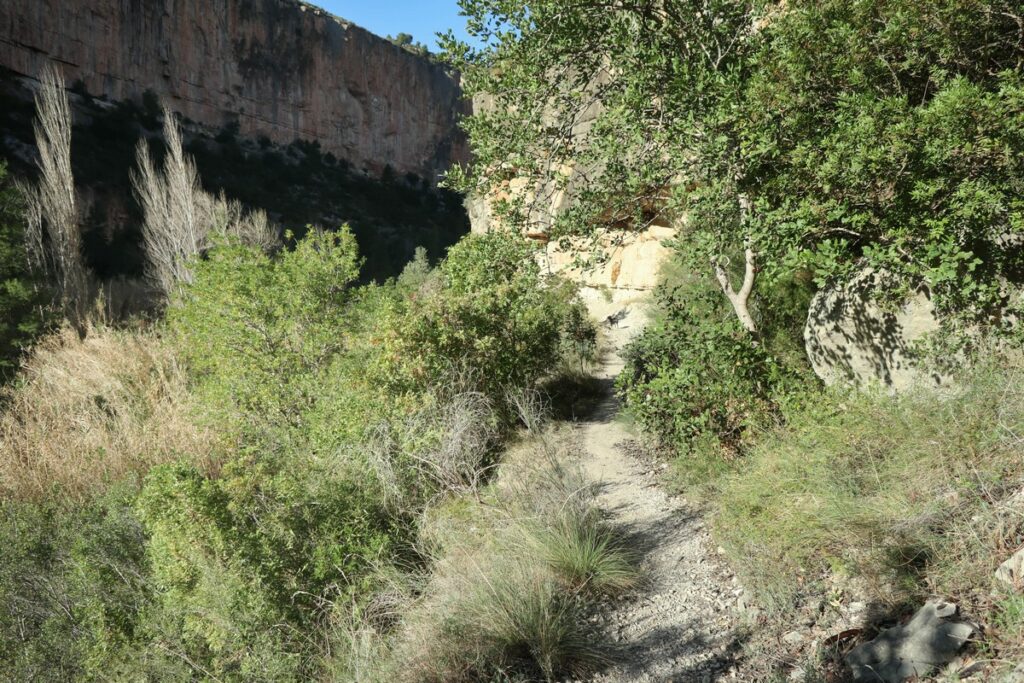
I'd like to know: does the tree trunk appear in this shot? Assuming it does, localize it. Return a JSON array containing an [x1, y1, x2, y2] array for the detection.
[[713, 246, 758, 334], [712, 194, 758, 334]]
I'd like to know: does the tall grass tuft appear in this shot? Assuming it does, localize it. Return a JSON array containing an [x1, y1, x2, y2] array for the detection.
[[133, 106, 277, 299], [379, 427, 636, 682], [525, 514, 637, 594], [0, 326, 215, 501], [460, 563, 606, 680]]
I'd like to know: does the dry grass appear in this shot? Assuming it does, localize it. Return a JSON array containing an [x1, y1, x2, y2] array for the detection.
[[0, 325, 216, 501], [375, 426, 635, 683]]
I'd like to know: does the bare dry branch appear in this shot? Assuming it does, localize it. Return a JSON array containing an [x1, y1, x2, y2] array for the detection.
[[21, 65, 90, 334], [133, 107, 278, 299]]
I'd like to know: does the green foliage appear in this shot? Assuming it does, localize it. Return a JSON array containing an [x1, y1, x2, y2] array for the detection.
[[137, 230, 591, 679], [0, 483, 152, 681], [133, 454, 400, 680], [715, 356, 1024, 626], [620, 304, 777, 455], [169, 228, 362, 436], [742, 1, 1024, 320], [0, 160, 49, 380], [447, 0, 1024, 484], [388, 32, 432, 57], [379, 232, 590, 404], [446, 0, 1024, 324], [618, 272, 815, 476]]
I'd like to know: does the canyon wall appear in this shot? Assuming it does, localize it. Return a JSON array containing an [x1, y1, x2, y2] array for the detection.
[[467, 92, 676, 296], [0, 0, 468, 179]]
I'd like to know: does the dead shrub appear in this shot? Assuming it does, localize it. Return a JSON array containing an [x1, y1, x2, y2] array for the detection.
[[133, 108, 278, 299], [19, 65, 90, 333]]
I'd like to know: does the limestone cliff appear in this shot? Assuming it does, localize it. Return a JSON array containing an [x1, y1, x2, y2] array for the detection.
[[0, 0, 468, 179], [467, 91, 676, 295]]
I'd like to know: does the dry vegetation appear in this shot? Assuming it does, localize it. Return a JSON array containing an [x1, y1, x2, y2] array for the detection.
[[0, 325, 215, 501], [331, 423, 638, 683], [19, 65, 90, 333], [133, 108, 277, 298]]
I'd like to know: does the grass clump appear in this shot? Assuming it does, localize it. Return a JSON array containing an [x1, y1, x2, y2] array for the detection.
[[380, 428, 637, 683], [413, 561, 605, 683], [714, 356, 1024, 669], [526, 515, 637, 595], [0, 325, 214, 501]]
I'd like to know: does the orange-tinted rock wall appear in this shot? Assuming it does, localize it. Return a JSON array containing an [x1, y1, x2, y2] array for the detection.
[[0, 0, 468, 179]]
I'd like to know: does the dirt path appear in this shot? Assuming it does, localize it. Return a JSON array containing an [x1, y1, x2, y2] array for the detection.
[[578, 308, 746, 682]]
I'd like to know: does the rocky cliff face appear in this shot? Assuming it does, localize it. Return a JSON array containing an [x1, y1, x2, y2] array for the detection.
[[0, 0, 468, 179], [467, 91, 676, 295]]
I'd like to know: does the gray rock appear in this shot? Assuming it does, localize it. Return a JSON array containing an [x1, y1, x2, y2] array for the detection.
[[804, 269, 948, 392], [846, 601, 976, 682], [995, 547, 1024, 589], [783, 630, 805, 645]]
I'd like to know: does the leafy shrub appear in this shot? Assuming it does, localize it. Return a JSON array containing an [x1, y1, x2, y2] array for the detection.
[[618, 277, 812, 480], [0, 483, 152, 681], [168, 228, 362, 437], [0, 221, 593, 681], [134, 454, 402, 680], [382, 232, 590, 405]]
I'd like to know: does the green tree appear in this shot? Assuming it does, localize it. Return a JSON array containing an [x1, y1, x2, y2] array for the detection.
[[443, 0, 1024, 333], [444, 0, 1024, 461], [0, 161, 48, 380], [391, 32, 414, 47]]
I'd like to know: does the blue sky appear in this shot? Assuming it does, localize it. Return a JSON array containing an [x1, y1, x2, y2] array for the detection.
[[312, 1, 472, 50]]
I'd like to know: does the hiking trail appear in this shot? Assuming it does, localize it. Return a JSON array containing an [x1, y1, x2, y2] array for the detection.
[[577, 301, 747, 682]]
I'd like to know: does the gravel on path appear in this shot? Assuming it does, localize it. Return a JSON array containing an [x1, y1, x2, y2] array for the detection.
[[578, 309, 749, 682]]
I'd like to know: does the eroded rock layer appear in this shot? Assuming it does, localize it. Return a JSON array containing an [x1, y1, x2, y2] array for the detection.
[[0, 0, 468, 179]]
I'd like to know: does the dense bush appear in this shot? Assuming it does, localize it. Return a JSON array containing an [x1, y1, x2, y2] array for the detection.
[[620, 297, 782, 457], [617, 268, 816, 477], [134, 456, 401, 680], [382, 233, 588, 403], [0, 483, 151, 681], [0, 221, 594, 681], [168, 228, 363, 438], [740, 0, 1024, 320]]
